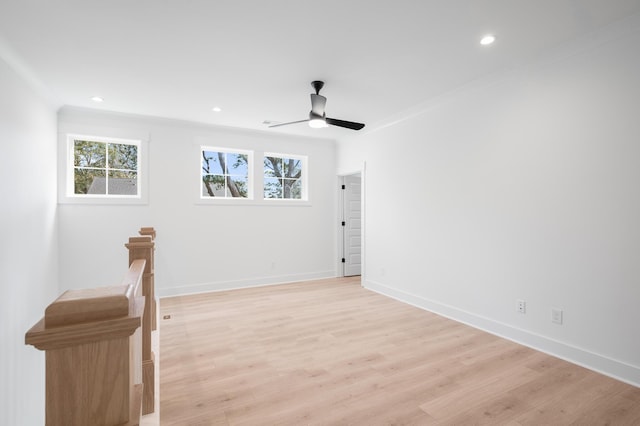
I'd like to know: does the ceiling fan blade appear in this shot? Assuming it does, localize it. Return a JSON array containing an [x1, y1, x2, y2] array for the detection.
[[310, 94, 327, 116], [326, 117, 365, 130], [268, 119, 309, 128]]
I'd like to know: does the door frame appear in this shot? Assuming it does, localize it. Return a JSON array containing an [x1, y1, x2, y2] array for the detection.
[[337, 163, 366, 281]]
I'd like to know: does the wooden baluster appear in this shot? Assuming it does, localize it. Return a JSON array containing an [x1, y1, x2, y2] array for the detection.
[[125, 233, 155, 415]]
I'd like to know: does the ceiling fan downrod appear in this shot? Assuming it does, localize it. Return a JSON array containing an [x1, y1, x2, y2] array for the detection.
[[311, 80, 324, 95]]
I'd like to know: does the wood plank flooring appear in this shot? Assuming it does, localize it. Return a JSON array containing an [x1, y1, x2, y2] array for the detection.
[[159, 277, 640, 425]]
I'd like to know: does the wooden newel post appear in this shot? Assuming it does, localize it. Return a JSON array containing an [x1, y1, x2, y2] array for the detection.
[[125, 228, 156, 415], [137, 227, 157, 331], [25, 275, 145, 426]]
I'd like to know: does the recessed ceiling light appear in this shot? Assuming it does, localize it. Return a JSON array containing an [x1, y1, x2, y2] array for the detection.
[[91, 96, 104, 103], [480, 35, 496, 46], [212, 107, 222, 112]]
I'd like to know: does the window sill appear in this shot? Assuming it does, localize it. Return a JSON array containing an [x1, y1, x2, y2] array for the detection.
[[58, 195, 148, 206], [195, 198, 311, 207]]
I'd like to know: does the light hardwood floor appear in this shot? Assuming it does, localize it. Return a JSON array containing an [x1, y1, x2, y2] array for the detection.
[[159, 277, 640, 425]]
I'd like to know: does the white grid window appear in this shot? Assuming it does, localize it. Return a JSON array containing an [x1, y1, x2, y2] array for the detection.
[[67, 135, 141, 198], [264, 154, 307, 200], [201, 147, 253, 199]]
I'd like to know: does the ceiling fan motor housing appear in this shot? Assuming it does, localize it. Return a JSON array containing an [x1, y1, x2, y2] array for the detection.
[[311, 80, 325, 94]]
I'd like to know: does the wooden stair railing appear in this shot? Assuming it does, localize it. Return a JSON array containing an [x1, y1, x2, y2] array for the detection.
[[25, 259, 146, 426], [136, 226, 157, 331], [125, 227, 157, 415]]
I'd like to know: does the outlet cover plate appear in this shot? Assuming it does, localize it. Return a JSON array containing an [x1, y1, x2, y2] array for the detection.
[[552, 308, 563, 324]]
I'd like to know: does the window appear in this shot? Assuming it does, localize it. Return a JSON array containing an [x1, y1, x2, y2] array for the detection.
[[67, 135, 140, 197], [201, 147, 252, 198], [264, 154, 306, 200]]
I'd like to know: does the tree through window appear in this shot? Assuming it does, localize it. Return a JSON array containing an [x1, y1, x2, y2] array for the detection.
[[264, 154, 305, 199], [201, 148, 250, 198]]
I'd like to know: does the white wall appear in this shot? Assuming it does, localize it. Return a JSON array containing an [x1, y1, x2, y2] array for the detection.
[[0, 56, 58, 424], [338, 16, 640, 385], [57, 108, 338, 297]]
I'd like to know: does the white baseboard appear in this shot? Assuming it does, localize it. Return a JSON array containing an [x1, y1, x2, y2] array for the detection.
[[365, 279, 640, 388], [157, 270, 337, 298]]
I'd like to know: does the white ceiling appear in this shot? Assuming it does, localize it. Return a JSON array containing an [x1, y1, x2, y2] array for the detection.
[[1, 0, 640, 140]]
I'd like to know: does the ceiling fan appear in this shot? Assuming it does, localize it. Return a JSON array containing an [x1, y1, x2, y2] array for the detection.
[[269, 81, 365, 131]]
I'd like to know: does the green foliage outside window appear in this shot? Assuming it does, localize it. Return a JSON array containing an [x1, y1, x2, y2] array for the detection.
[[73, 139, 138, 195]]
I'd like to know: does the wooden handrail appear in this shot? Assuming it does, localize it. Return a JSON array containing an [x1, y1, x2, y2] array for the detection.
[[25, 259, 146, 425]]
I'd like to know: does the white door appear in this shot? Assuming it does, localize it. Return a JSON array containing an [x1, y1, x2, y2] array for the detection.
[[343, 174, 361, 276]]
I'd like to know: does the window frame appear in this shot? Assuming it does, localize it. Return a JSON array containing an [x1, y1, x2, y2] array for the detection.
[[263, 152, 308, 201], [199, 146, 254, 201], [63, 134, 144, 203]]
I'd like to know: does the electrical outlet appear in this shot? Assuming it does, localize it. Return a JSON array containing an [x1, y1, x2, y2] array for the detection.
[[517, 299, 526, 314], [552, 308, 563, 324]]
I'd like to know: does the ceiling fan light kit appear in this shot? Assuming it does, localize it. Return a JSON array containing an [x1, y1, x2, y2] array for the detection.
[[308, 118, 328, 128], [269, 81, 365, 131]]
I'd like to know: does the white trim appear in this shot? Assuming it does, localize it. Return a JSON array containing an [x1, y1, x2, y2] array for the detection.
[[337, 168, 365, 278], [361, 161, 367, 285], [337, 162, 366, 281], [158, 270, 336, 298], [195, 148, 312, 206], [59, 132, 149, 205], [338, 176, 345, 276], [194, 198, 311, 207], [364, 279, 640, 388]]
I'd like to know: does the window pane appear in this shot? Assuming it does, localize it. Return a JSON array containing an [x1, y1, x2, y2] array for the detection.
[[202, 151, 224, 175], [264, 177, 282, 198], [227, 153, 248, 176], [229, 176, 248, 198], [108, 143, 138, 170], [283, 158, 302, 179], [283, 179, 302, 199], [75, 169, 107, 194], [264, 157, 282, 177], [202, 175, 226, 197], [107, 171, 138, 195], [74, 140, 106, 168]]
